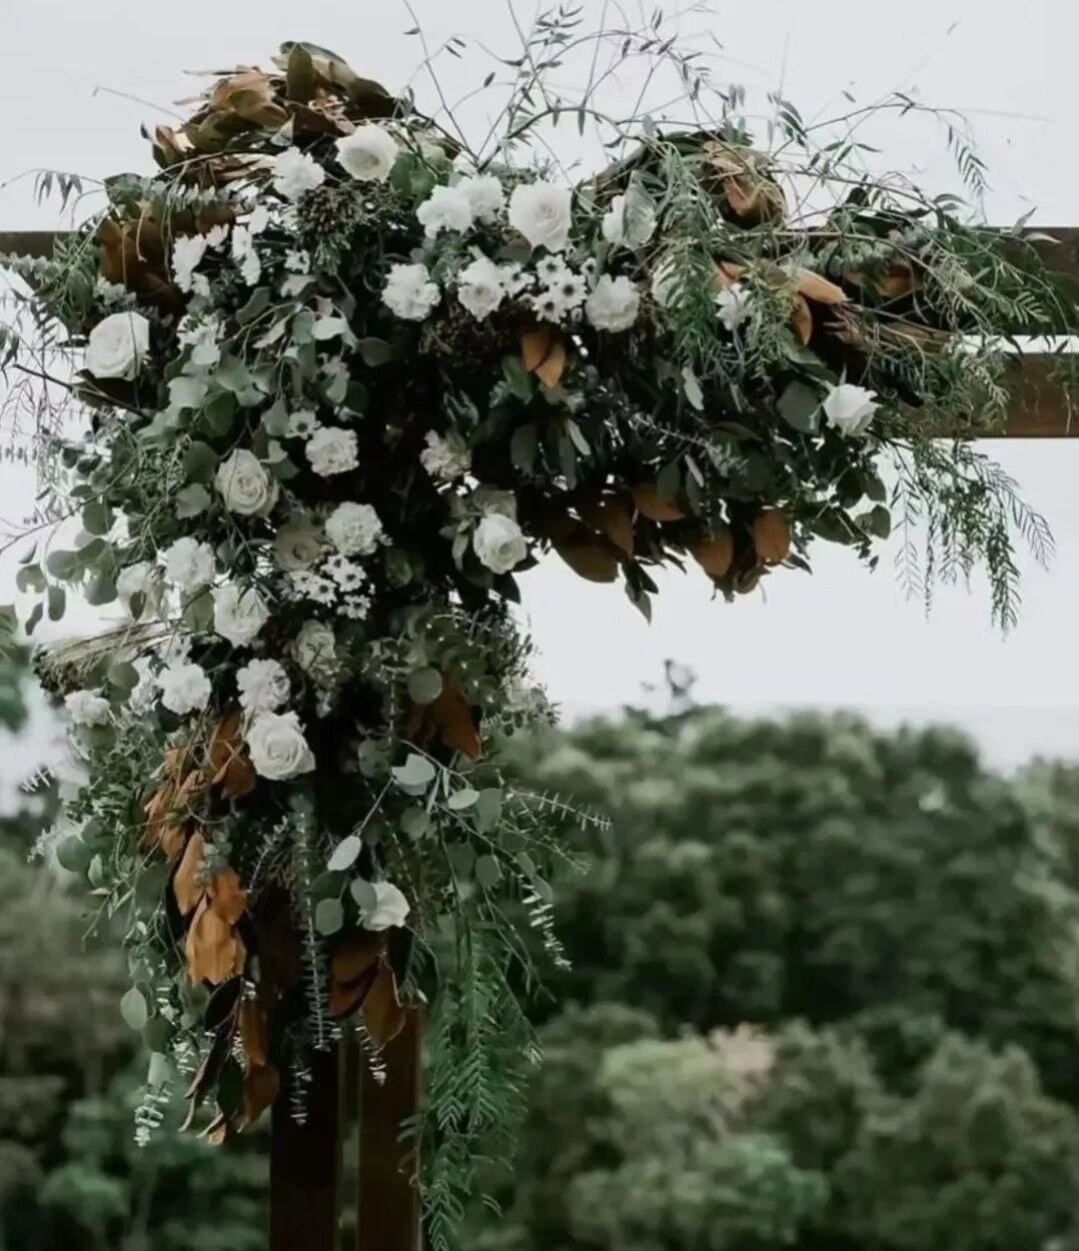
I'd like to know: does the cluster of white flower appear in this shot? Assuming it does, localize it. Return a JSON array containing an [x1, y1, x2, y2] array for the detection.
[[213, 583, 270, 647], [65, 689, 111, 728], [325, 502, 384, 556], [383, 263, 441, 321], [420, 430, 471, 481], [305, 426, 359, 477], [236, 658, 290, 713], [157, 660, 212, 716], [162, 537, 215, 592]]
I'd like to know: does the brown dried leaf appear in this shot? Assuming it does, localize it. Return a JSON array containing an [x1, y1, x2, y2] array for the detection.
[[691, 527, 735, 579], [208, 867, 247, 926], [580, 499, 635, 556], [713, 261, 747, 291], [431, 682, 483, 761], [186, 898, 247, 986], [632, 484, 686, 522], [239, 999, 269, 1068], [521, 327, 567, 389], [363, 962, 407, 1048], [551, 519, 620, 583], [210, 710, 257, 799], [328, 934, 381, 1018], [174, 831, 206, 915], [201, 1112, 228, 1146], [752, 510, 792, 566], [791, 295, 813, 346], [794, 269, 848, 305]]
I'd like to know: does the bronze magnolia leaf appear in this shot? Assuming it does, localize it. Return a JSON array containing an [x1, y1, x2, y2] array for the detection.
[[752, 510, 792, 565]]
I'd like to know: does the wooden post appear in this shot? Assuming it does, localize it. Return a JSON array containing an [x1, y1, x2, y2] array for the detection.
[[358, 1012, 424, 1251], [271, 1047, 343, 1251]]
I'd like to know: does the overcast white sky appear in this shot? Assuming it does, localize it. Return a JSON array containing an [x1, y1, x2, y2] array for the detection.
[[0, 0, 1076, 770]]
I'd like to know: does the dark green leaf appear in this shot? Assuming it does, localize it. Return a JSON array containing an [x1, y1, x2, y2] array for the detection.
[[778, 380, 821, 434]]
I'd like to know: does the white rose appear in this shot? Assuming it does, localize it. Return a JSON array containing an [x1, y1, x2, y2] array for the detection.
[[246, 711, 316, 780], [420, 430, 470, 481], [215, 449, 279, 517], [357, 880, 411, 931], [823, 382, 879, 437], [474, 513, 528, 575], [325, 502, 384, 556], [213, 583, 270, 647], [715, 283, 752, 333], [508, 181, 572, 252], [383, 263, 441, 321], [306, 427, 358, 477], [416, 184, 475, 239], [274, 518, 324, 571], [456, 255, 507, 321], [272, 146, 326, 201], [292, 620, 337, 682], [85, 312, 151, 380], [65, 690, 111, 727], [236, 659, 290, 713], [335, 125, 398, 182], [161, 537, 215, 592], [585, 275, 640, 333], [600, 191, 656, 249], [458, 174, 505, 223], [157, 661, 212, 717]]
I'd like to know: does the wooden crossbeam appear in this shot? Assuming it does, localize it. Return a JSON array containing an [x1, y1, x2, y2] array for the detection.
[[1, 228, 1074, 437]]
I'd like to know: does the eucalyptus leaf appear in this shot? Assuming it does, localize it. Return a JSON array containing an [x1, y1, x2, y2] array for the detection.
[[81, 500, 114, 536], [315, 898, 344, 936], [511, 423, 538, 474], [474, 788, 503, 834], [120, 986, 149, 1031], [357, 337, 395, 367], [392, 752, 437, 790], [328, 834, 363, 872], [183, 441, 219, 484], [349, 878, 379, 912], [778, 380, 822, 434], [47, 584, 67, 621], [401, 808, 431, 841], [448, 787, 480, 811], [475, 854, 502, 889], [56, 834, 92, 873], [237, 286, 271, 325], [408, 667, 443, 705]]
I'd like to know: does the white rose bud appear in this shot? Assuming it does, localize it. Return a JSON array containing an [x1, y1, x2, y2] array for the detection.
[[246, 711, 316, 780], [212, 583, 270, 647], [215, 449, 280, 517], [335, 125, 399, 182], [474, 513, 528, 575], [85, 312, 151, 380], [823, 382, 879, 437], [356, 880, 411, 931], [508, 181, 572, 252]]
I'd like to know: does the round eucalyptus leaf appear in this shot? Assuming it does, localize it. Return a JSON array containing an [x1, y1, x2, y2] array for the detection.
[[120, 986, 149, 1031], [349, 878, 379, 912], [407, 667, 443, 705], [315, 898, 344, 936], [328, 834, 362, 872]]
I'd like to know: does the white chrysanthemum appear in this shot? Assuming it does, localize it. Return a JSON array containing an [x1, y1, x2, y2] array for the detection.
[[178, 319, 221, 368], [356, 880, 411, 930], [548, 269, 588, 311], [416, 184, 474, 239], [530, 287, 571, 324], [236, 658, 290, 713], [335, 125, 398, 182], [325, 555, 367, 591], [274, 518, 324, 571], [508, 181, 572, 252], [161, 537, 215, 592], [474, 513, 528, 575], [272, 146, 327, 201], [85, 312, 151, 380], [325, 502, 384, 556], [457, 255, 508, 321], [214, 448, 279, 517], [157, 661, 212, 717], [213, 584, 270, 647], [585, 275, 640, 333], [230, 225, 261, 286], [65, 690, 111, 727], [306, 427, 358, 477], [172, 234, 208, 293], [458, 173, 505, 223], [823, 382, 879, 437], [292, 620, 337, 682], [420, 430, 471, 481], [382, 263, 441, 321], [715, 283, 752, 332], [246, 711, 316, 780]]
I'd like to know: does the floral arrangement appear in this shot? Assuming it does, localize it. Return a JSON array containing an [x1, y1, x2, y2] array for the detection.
[[2, 22, 1074, 1246]]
